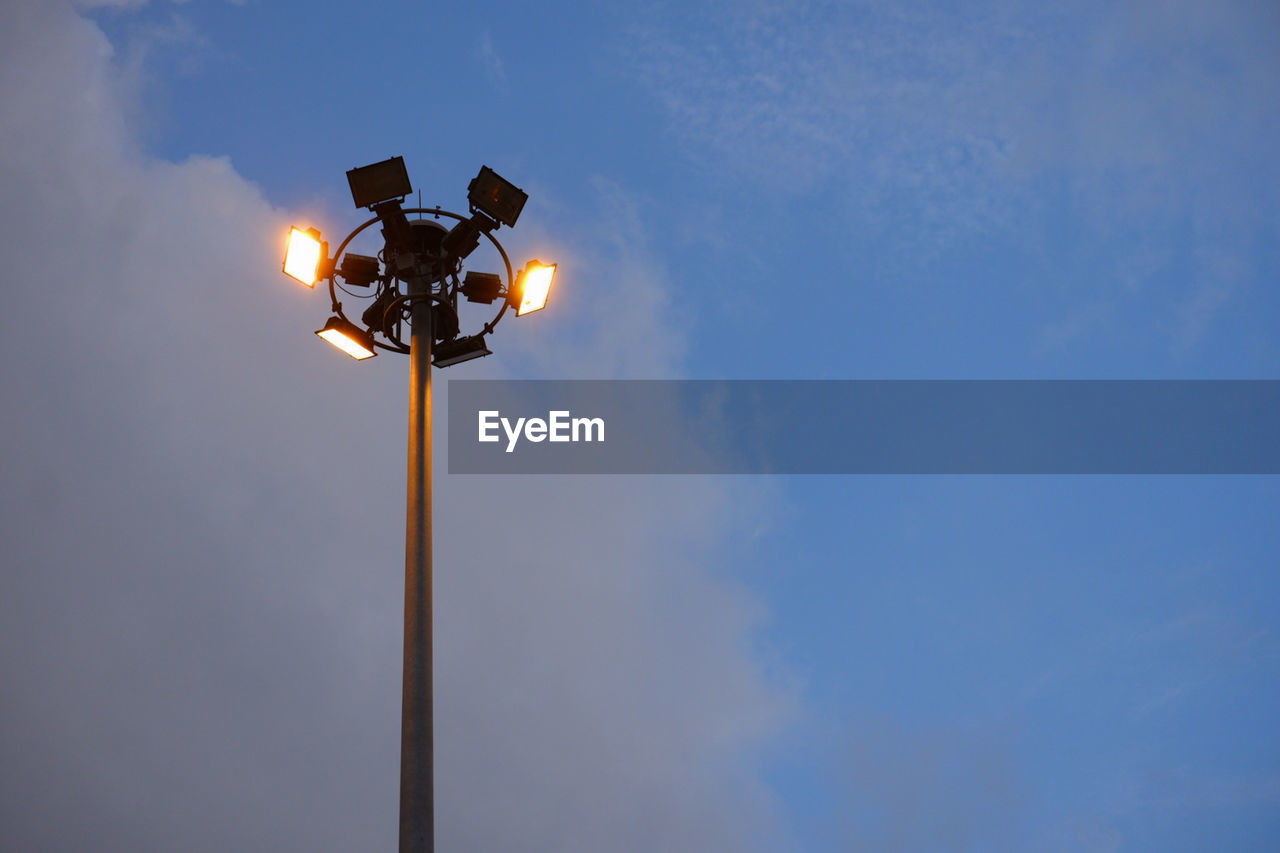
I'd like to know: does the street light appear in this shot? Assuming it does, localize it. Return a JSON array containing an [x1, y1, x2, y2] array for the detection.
[[511, 260, 557, 316], [280, 158, 554, 853], [315, 316, 377, 360], [283, 227, 327, 287], [347, 155, 412, 209], [467, 165, 528, 228], [433, 334, 492, 367]]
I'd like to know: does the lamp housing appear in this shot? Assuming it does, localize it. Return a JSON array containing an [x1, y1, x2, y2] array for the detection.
[[467, 166, 527, 228], [362, 288, 403, 337], [432, 301, 460, 343], [434, 335, 492, 367], [441, 216, 482, 260], [461, 271, 502, 304], [338, 253, 381, 287], [283, 227, 328, 287], [347, 156, 412, 209], [509, 260, 556, 316], [374, 200, 415, 257], [315, 316, 377, 360]]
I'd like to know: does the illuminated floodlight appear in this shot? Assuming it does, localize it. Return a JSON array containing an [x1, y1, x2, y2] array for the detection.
[[315, 316, 377, 360], [433, 335, 492, 367], [347, 156, 412, 209], [283, 227, 327, 287], [509, 260, 556, 316], [467, 166, 527, 228]]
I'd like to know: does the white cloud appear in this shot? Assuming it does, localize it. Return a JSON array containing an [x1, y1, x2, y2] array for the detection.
[[0, 2, 792, 850]]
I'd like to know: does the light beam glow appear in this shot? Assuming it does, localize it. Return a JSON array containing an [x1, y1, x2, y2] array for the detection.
[[315, 317, 376, 360], [283, 227, 325, 287], [516, 261, 556, 316]]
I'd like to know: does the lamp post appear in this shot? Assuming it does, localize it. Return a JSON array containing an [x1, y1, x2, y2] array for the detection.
[[281, 157, 555, 852]]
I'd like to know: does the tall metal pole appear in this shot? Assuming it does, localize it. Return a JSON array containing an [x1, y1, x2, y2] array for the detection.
[[400, 278, 433, 852]]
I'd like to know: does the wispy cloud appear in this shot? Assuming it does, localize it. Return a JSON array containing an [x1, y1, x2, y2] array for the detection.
[[624, 2, 1034, 235], [622, 0, 1280, 353], [479, 29, 507, 90]]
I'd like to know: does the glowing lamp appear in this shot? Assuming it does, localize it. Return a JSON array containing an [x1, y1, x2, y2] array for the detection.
[[283, 227, 327, 287], [510, 260, 556, 316], [315, 316, 377, 360]]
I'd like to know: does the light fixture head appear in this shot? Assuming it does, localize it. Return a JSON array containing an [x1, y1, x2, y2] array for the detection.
[[461, 271, 502, 304], [432, 301, 460, 343], [376, 201, 418, 262], [433, 334, 492, 368], [338, 253, 381, 287], [467, 166, 527, 228], [347, 156, 412, 210], [361, 288, 403, 337], [315, 316, 377, 360], [283, 227, 327, 287], [441, 217, 482, 261], [509, 260, 556, 316]]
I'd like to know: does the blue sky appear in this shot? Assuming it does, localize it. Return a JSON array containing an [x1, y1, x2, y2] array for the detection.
[[2, 0, 1278, 850]]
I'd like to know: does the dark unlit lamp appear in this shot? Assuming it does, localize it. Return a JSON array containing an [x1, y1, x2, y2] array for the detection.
[[347, 156, 413, 210], [316, 316, 377, 360], [284, 227, 327, 287], [362, 288, 403, 336], [433, 334, 492, 367], [467, 166, 527, 228], [510, 260, 556, 316], [461, 271, 502, 304], [441, 217, 482, 260], [339, 253, 381, 287]]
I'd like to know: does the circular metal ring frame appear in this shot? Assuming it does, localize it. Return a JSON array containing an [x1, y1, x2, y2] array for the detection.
[[325, 207, 515, 354]]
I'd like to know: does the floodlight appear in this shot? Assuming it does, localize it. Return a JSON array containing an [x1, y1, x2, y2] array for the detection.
[[347, 156, 412, 209], [362, 288, 403, 336], [338, 253, 381, 287], [433, 335, 492, 367], [460, 271, 502, 304], [509, 260, 556, 316], [375, 200, 415, 256], [315, 316, 377, 360], [467, 166, 527, 228], [441, 217, 482, 260], [283, 227, 327, 287], [432, 302, 459, 343]]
